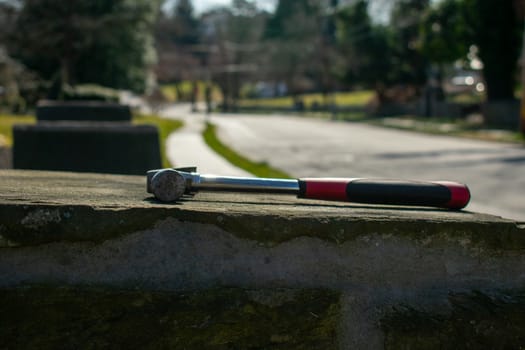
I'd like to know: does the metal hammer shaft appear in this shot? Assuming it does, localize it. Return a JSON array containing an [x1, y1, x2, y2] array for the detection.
[[147, 169, 298, 194], [193, 174, 299, 193], [147, 169, 470, 210]]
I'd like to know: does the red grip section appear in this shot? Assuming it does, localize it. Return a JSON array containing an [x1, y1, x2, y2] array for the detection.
[[433, 181, 471, 209], [299, 178, 354, 201]]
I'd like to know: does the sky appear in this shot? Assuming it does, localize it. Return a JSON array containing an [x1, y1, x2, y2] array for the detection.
[[163, 0, 276, 14], [163, 0, 436, 23]]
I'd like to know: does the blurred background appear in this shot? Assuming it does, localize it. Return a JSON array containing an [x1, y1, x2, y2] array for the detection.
[[0, 0, 522, 118], [0, 0, 524, 220]]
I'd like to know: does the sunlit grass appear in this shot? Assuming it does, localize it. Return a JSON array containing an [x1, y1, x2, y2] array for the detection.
[[0, 114, 36, 146], [160, 85, 178, 101], [367, 115, 525, 143], [161, 82, 374, 108], [160, 81, 198, 102], [447, 92, 485, 104], [133, 114, 183, 168], [238, 90, 375, 108], [203, 122, 292, 179], [160, 81, 222, 102]]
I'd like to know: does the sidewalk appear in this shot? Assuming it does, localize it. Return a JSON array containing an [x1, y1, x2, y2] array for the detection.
[[365, 115, 524, 144], [160, 104, 251, 177]]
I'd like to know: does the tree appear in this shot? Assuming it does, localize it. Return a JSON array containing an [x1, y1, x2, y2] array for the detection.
[[154, 0, 202, 98], [418, 0, 470, 115], [7, 0, 160, 94], [264, 0, 317, 40], [462, 0, 522, 101], [172, 0, 199, 45], [263, 0, 323, 98], [389, 0, 430, 90], [336, 1, 395, 101], [337, 1, 384, 82], [0, 0, 19, 44], [204, 0, 266, 111], [337, 0, 432, 107], [419, 0, 523, 103], [419, 0, 469, 67], [314, 0, 340, 107]]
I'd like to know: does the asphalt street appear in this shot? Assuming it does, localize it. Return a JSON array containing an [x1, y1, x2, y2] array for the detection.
[[210, 113, 525, 222]]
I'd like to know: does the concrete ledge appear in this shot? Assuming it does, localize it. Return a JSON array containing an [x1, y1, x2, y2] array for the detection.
[[1, 170, 524, 349]]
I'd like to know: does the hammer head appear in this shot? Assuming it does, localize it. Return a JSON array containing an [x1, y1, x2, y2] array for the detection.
[[147, 167, 196, 194], [149, 169, 188, 202]]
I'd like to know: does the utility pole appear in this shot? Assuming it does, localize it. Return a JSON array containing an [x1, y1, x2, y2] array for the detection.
[[520, 18, 525, 134], [519, 0, 525, 134]]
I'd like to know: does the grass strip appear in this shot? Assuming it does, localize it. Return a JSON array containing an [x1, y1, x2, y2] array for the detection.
[[0, 114, 35, 146], [238, 90, 374, 108], [202, 122, 292, 179], [133, 114, 183, 168]]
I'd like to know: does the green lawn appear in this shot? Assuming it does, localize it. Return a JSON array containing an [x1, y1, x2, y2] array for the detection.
[[160, 81, 222, 103], [132, 114, 183, 168], [203, 122, 291, 179], [160, 85, 178, 102], [239, 90, 374, 108], [161, 83, 374, 108], [0, 114, 35, 146]]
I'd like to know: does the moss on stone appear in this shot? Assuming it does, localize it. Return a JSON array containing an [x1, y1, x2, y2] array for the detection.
[[381, 291, 525, 349], [0, 286, 340, 349]]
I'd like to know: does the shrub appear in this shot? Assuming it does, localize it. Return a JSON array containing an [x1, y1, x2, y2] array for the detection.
[[62, 84, 120, 102]]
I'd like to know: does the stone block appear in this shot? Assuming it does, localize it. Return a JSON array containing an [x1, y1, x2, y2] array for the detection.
[[36, 100, 132, 122], [0, 287, 339, 349], [1, 170, 524, 349], [382, 291, 525, 349], [12, 123, 161, 175]]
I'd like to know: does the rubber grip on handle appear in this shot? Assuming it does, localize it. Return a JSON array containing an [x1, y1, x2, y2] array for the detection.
[[297, 178, 470, 210]]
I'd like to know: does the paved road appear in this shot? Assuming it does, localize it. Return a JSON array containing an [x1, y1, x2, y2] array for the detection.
[[211, 113, 525, 222]]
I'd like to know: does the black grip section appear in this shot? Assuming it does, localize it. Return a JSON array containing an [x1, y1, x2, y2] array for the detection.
[[346, 179, 451, 207]]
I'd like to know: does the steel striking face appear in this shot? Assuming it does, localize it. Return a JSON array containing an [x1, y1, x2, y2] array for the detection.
[[150, 169, 187, 202]]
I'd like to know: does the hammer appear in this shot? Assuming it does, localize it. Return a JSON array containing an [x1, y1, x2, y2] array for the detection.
[[147, 168, 470, 210]]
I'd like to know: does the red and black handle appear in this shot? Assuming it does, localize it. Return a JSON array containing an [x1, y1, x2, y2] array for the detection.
[[297, 178, 470, 210]]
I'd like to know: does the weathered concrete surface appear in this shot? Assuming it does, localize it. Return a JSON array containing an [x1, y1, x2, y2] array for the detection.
[[1, 170, 525, 349], [1, 170, 523, 247]]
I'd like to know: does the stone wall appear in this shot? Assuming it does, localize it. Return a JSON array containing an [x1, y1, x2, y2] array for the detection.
[[12, 101, 161, 175], [1, 170, 524, 349]]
